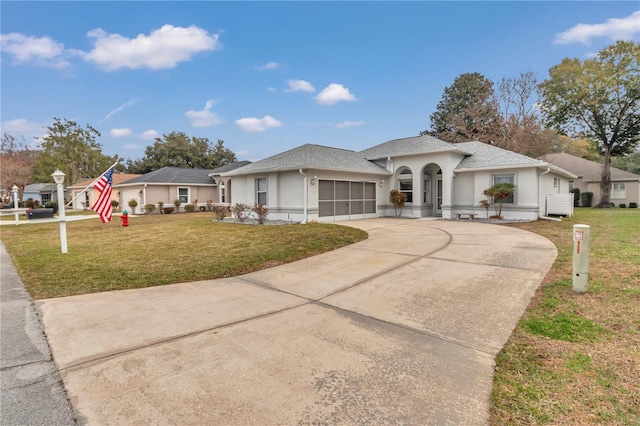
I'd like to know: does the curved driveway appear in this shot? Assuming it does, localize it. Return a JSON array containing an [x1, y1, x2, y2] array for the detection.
[[37, 218, 556, 425]]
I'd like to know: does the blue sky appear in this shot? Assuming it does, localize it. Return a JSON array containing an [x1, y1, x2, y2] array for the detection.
[[1, 2, 639, 163]]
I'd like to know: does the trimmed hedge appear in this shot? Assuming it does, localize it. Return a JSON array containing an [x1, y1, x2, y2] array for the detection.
[[581, 192, 594, 208], [569, 188, 581, 207]]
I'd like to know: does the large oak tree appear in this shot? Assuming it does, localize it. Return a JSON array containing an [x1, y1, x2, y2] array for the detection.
[[540, 40, 640, 207], [126, 132, 237, 174]]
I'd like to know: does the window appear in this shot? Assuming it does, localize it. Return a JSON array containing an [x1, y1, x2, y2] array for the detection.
[[178, 187, 189, 204], [41, 193, 51, 203], [492, 174, 515, 204], [256, 178, 267, 205], [398, 168, 413, 203], [569, 180, 574, 191], [611, 183, 626, 199]]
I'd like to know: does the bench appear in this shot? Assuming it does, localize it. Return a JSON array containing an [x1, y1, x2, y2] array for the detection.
[[28, 208, 55, 219], [455, 213, 475, 221]]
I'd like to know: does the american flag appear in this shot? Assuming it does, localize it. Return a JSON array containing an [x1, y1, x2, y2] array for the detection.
[[91, 168, 114, 223]]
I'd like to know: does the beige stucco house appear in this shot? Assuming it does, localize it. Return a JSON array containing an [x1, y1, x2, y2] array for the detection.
[[540, 153, 640, 207]]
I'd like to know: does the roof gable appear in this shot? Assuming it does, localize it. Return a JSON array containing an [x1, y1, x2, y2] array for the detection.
[[359, 134, 469, 159], [222, 144, 390, 176], [540, 153, 640, 181], [455, 141, 543, 169]]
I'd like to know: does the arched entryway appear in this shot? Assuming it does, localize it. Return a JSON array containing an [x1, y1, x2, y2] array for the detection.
[[421, 163, 442, 217]]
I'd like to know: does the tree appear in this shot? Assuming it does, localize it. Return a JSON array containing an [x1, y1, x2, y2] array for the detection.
[[126, 132, 237, 174], [483, 183, 515, 219], [32, 118, 118, 185], [0, 134, 37, 203], [612, 152, 640, 175], [428, 72, 504, 144], [540, 41, 640, 207]]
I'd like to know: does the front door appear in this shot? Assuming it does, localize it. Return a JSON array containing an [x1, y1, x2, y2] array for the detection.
[[436, 177, 443, 216]]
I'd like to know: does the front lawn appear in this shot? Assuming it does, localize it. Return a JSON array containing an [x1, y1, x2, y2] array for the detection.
[[0, 214, 367, 299], [491, 208, 639, 425]]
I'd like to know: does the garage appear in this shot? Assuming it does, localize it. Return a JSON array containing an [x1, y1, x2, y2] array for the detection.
[[318, 180, 376, 219]]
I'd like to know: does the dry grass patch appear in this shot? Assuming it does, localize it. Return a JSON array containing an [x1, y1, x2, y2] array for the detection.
[[0, 214, 367, 299], [491, 209, 640, 425]]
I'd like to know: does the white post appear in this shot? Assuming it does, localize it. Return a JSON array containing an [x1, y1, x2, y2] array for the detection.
[[572, 224, 590, 293], [52, 170, 68, 254], [12, 185, 19, 224]]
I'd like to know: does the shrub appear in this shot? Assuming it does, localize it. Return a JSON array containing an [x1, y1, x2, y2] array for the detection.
[[252, 203, 269, 225], [128, 198, 138, 213], [144, 203, 156, 214], [173, 199, 181, 213], [44, 201, 58, 214], [184, 204, 195, 213], [483, 183, 515, 219], [619, 203, 627, 208], [630, 202, 638, 209], [212, 205, 227, 221], [389, 189, 407, 217], [610, 203, 615, 207], [163, 207, 175, 214], [24, 198, 36, 208], [231, 203, 251, 222], [581, 192, 593, 208], [199, 206, 207, 212], [569, 188, 581, 207], [158, 201, 164, 214], [111, 200, 119, 211]]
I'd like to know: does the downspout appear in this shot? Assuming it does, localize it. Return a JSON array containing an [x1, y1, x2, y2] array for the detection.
[[299, 169, 308, 224], [143, 184, 147, 206], [539, 167, 555, 220]]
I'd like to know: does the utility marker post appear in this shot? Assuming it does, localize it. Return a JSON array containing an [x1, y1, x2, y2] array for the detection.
[[52, 170, 68, 254], [572, 224, 590, 293]]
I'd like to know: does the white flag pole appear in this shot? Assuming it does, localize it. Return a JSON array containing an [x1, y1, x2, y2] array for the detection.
[[65, 161, 120, 207]]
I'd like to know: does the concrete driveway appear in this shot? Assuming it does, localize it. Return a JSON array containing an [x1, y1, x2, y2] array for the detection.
[[37, 218, 556, 425]]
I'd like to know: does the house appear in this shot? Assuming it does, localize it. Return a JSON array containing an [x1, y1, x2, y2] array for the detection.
[[113, 162, 250, 213], [22, 183, 60, 205], [221, 134, 576, 222], [540, 153, 640, 206], [68, 174, 141, 210]]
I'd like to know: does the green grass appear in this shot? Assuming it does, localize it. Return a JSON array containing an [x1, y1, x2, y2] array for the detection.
[[0, 213, 367, 299], [491, 208, 640, 425]]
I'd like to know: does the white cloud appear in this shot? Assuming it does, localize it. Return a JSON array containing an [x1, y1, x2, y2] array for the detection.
[[110, 128, 132, 137], [285, 79, 315, 93], [83, 25, 220, 71], [140, 129, 158, 140], [554, 11, 640, 44], [185, 100, 222, 127], [255, 61, 281, 70], [334, 120, 365, 129], [316, 83, 357, 105], [266, 87, 277, 92], [1, 118, 43, 133], [102, 98, 138, 122], [123, 144, 141, 150], [235, 115, 283, 132], [0, 33, 71, 69], [236, 149, 250, 157]]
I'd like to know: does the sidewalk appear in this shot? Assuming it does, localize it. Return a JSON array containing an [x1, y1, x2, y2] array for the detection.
[[0, 242, 76, 425]]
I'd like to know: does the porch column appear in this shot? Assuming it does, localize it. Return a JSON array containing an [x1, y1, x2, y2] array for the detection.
[[441, 169, 454, 219]]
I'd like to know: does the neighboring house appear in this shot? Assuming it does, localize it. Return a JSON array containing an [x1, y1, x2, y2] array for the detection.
[[222, 135, 576, 222], [22, 183, 61, 205], [114, 163, 250, 213], [68, 174, 141, 210], [540, 153, 640, 206]]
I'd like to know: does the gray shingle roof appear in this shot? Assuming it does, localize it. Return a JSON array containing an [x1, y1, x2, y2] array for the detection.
[[540, 153, 640, 182], [359, 134, 469, 159], [455, 141, 543, 170], [24, 183, 57, 192], [119, 167, 217, 185], [210, 161, 252, 174], [222, 144, 391, 176]]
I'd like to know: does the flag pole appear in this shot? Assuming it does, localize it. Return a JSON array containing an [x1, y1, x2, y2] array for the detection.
[[65, 161, 120, 207]]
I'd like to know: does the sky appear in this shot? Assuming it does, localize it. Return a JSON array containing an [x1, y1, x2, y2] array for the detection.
[[1, 1, 639, 164]]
